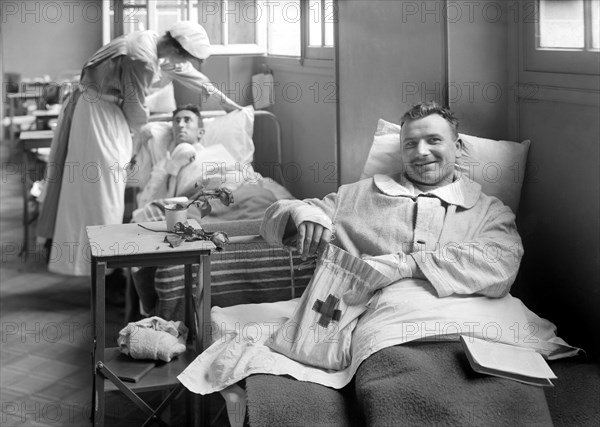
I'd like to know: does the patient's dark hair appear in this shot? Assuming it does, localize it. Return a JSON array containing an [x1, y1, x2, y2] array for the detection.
[[172, 104, 201, 119], [400, 101, 459, 139]]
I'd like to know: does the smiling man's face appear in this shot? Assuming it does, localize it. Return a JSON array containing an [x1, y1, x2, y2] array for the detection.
[[172, 109, 204, 145], [400, 114, 462, 189]]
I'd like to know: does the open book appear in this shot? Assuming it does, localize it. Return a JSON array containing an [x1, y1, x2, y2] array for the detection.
[[460, 335, 557, 387]]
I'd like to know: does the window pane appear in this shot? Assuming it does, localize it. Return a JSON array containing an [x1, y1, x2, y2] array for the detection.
[[267, 0, 301, 56], [189, 0, 199, 22], [308, 0, 322, 46], [324, 0, 334, 47], [156, 0, 188, 35], [123, 7, 147, 34], [592, 0, 599, 50], [199, 0, 223, 45], [538, 0, 584, 49], [228, 0, 257, 44]]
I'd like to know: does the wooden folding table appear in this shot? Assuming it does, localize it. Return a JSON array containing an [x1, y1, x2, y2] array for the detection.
[[87, 220, 213, 426]]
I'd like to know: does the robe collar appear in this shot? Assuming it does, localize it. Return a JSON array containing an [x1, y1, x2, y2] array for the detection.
[[373, 173, 481, 209]]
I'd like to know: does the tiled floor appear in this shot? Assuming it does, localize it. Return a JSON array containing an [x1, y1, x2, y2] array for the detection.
[[0, 140, 227, 426]]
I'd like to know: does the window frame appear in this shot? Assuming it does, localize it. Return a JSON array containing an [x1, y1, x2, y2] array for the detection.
[[523, 0, 600, 75], [104, 0, 335, 60], [197, 0, 267, 56], [302, 0, 335, 60]]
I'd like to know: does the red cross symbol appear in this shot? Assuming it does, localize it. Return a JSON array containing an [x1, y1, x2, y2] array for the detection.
[[312, 294, 342, 328]]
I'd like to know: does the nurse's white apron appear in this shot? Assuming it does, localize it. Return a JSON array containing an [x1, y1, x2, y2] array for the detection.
[[48, 95, 131, 276]]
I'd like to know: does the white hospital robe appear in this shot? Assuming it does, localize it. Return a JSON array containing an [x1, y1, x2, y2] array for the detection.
[[262, 173, 522, 298]]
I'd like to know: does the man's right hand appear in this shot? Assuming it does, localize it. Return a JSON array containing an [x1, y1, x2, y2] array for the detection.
[[296, 221, 332, 260], [165, 143, 196, 176]]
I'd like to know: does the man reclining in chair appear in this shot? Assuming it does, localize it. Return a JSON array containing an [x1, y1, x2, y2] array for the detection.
[[180, 101, 576, 426], [259, 101, 536, 425]]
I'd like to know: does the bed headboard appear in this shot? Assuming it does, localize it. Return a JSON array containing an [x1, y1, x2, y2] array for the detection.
[[252, 110, 284, 186]]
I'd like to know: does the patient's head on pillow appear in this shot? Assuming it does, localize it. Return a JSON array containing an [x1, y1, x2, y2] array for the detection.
[[399, 101, 463, 190], [172, 104, 205, 145], [361, 115, 531, 213]]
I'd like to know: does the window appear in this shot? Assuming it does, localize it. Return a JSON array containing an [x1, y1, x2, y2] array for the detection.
[[538, 0, 599, 50], [524, 0, 600, 74], [265, 0, 301, 56], [103, 0, 335, 59], [263, 0, 335, 58], [304, 0, 335, 59], [105, 0, 193, 42], [195, 0, 267, 55]]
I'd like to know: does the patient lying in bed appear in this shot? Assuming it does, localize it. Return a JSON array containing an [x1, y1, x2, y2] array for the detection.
[[134, 104, 207, 206], [129, 104, 292, 224]]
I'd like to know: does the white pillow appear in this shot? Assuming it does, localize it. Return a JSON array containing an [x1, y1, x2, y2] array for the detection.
[[360, 119, 402, 180], [360, 119, 531, 213], [458, 135, 531, 214], [202, 106, 255, 167], [146, 83, 177, 114]]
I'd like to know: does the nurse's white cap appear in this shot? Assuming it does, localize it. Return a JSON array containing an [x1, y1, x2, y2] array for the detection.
[[169, 21, 211, 60]]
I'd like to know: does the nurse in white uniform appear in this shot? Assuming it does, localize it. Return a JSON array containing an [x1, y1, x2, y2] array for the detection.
[[38, 21, 241, 276]]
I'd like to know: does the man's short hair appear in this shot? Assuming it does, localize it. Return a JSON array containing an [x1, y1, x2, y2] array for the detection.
[[400, 101, 459, 139], [172, 104, 201, 119]]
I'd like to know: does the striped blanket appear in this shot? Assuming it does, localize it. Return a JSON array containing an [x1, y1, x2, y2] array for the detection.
[[145, 239, 315, 322], [129, 187, 305, 321]]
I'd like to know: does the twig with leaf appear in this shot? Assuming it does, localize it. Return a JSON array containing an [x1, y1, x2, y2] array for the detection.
[[186, 184, 234, 217]]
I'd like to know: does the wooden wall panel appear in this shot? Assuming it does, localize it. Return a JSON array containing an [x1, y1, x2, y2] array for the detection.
[[337, 0, 447, 184]]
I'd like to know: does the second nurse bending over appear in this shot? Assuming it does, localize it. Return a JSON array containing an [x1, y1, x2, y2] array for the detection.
[[37, 21, 242, 276]]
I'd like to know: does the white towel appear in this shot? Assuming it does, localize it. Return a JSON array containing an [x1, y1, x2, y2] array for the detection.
[[118, 316, 188, 362]]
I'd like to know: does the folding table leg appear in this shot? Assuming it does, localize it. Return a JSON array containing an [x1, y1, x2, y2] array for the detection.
[[141, 385, 185, 427], [198, 255, 211, 427], [20, 146, 29, 259], [183, 263, 199, 427], [92, 260, 106, 427]]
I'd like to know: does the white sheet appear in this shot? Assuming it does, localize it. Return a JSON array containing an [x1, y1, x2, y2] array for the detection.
[[178, 279, 579, 395]]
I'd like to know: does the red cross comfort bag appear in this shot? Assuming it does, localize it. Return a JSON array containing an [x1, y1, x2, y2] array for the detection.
[[266, 244, 391, 370]]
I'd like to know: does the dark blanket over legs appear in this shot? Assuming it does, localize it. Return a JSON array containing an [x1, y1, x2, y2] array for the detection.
[[355, 341, 553, 426], [244, 341, 553, 426], [246, 374, 361, 427]]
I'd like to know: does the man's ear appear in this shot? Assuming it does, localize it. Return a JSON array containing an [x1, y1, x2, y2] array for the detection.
[[455, 136, 464, 158], [197, 128, 205, 142]]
